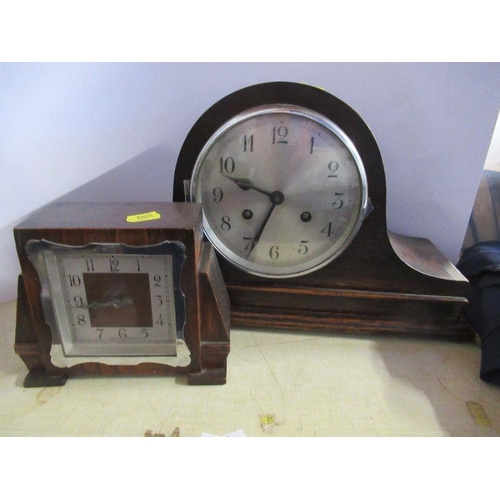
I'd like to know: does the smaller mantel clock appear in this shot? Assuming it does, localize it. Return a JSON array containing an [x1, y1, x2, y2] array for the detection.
[[14, 201, 230, 387]]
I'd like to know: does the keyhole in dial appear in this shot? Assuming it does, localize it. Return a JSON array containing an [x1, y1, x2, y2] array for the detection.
[[300, 212, 312, 222]]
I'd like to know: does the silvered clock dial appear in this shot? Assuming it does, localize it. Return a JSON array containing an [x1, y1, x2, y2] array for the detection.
[[25, 240, 183, 361], [190, 105, 369, 278]]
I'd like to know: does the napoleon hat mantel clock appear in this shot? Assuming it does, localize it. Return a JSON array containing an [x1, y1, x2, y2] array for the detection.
[[14, 201, 230, 387], [173, 81, 473, 338]]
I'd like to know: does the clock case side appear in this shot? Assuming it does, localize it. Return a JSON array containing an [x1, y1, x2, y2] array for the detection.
[[13, 202, 230, 386], [174, 82, 472, 338]]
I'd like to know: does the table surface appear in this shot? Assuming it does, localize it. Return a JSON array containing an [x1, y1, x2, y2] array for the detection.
[[1, 299, 499, 437]]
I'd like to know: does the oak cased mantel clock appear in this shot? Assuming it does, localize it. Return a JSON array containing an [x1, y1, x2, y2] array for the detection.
[[173, 81, 473, 338], [14, 201, 230, 387]]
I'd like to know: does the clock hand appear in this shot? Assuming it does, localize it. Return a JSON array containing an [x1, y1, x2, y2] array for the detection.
[[222, 174, 273, 197], [85, 297, 134, 309], [247, 191, 285, 257]]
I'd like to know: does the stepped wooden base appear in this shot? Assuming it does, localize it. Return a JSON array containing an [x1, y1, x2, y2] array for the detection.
[[228, 285, 471, 338]]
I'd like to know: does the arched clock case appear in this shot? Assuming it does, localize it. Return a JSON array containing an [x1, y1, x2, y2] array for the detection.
[[174, 82, 472, 338]]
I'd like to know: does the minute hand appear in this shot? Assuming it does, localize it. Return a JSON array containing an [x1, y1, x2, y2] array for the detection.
[[247, 191, 285, 257], [223, 175, 273, 197]]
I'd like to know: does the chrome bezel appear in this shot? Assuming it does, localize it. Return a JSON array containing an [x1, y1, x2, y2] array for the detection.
[[190, 104, 369, 279]]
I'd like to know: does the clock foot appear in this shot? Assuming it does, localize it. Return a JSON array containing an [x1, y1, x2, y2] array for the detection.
[[15, 276, 69, 388], [23, 371, 68, 388], [188, 367, 227, 385]]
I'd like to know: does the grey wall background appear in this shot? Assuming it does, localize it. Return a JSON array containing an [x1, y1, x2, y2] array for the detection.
[[1, 62, 499, 303]]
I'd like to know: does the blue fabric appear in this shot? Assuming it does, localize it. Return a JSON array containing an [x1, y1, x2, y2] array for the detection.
[[458, 241, 500, 385]]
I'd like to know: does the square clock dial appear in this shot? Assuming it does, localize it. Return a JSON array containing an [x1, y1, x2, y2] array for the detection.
[[26, 240, 183, 359]]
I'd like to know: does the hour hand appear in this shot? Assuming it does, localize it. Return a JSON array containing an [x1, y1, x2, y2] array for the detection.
[[222, 174, 273, 197], [86, 297, 134, 309]]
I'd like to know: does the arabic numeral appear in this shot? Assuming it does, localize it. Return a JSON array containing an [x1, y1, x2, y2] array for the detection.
[[321, 222, 335, 237], [221, 216, 231, 231], [243, 134, 254, 152], [219, 156, 235, 174], [109, 258, 120, 272], [269, 245, 279, 260], [272, 126, 288, 144], [332, 192, 345, 209], [68, 275, 81, 287], [243, 237, 253, 251], [213, 187, 223, 203], [73, 295, 84, 307], [328, 161, 340, 178], [309, 137, 314, 154], [298, 240, 309, 255]]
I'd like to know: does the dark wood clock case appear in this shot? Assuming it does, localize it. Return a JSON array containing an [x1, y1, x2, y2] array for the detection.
[[14, 201, 230, 387], [173, 82, 473, 339]]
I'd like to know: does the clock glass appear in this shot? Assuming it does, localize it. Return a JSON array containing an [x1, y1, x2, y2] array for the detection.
[[189, 104, 369, 278], [26, 240, 185, 359]]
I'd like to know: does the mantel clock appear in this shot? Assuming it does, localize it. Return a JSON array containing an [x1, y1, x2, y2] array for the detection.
[[14, 202, 230, 387], [174, 81, 472, 338]]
